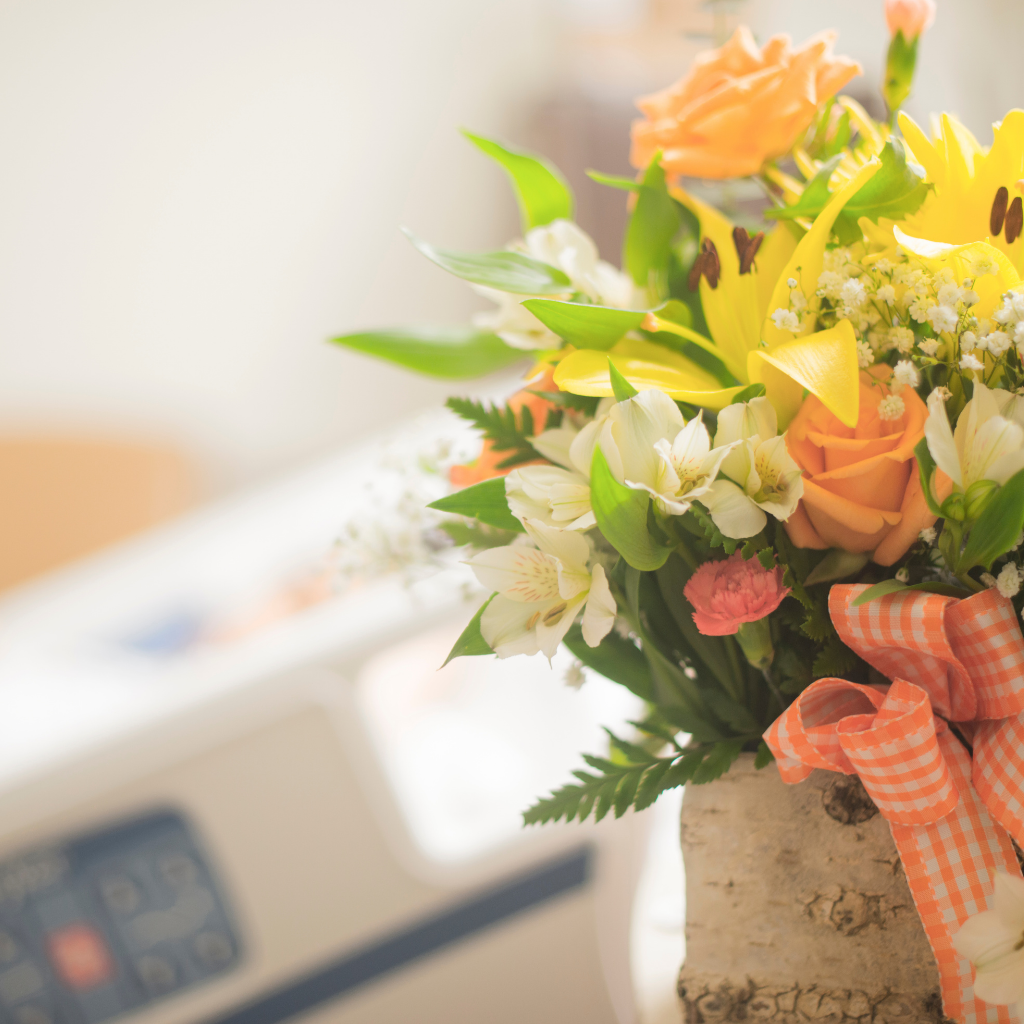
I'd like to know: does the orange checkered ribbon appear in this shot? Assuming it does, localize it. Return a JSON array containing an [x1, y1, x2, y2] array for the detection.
[[764, 584, 1024, 1024]]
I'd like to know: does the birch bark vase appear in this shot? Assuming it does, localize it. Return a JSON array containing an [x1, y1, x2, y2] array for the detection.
[[677, 754, 947, 1024]]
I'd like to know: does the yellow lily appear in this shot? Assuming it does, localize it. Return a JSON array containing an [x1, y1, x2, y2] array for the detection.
[[554, 160, 879, 427], [898, 110, 1024, 275]]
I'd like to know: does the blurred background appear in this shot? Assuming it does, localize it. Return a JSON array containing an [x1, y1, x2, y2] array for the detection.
[[0, 0, 1018, 584], [0, 4, 1016, 1024]]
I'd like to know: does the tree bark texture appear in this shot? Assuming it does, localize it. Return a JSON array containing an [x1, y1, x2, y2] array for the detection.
[[678, 754, 948, 1024]]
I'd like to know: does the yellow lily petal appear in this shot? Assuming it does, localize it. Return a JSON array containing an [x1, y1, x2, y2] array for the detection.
[[898, 111, 946, 188], [941, 112, 982, 193], [553, 341, 744, 409], [762, 159, 881, 351], [670, 186, 760, 378], [755, 226, 798, 322], [748, 320, 860, 429], [893, 228, 1021, 319]]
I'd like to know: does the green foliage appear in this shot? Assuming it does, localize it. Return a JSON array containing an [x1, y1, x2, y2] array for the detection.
[[812, 634, 858, 679], [850, 579, 970, 607], [608, 359, 639, 401], [766, 140, 930, 246], [445, 396, 543, 470], [442, 596, 495, 666], [590, 448, 672, 571], [331, 326, 525, 380], [803, 549, 870, 586], [799, 601, 833, 642], [462, 130, 573, 231], [404, 230, 572, 294], [586, 169, 639, 192], [522, 724, 744, 825], [730, 382, 768, 403], [528, 389, 600, 415], [960, 468, 1024, 571], [754, 741, 775, 770], [438, 520, 519, 549], [521, 300, 646, 351], [883, 29, 919, 115], [689, 504, 739, 555], [562, 623, 653, 702], [428, 477, 525, 533], [624, 155, 681, 293]]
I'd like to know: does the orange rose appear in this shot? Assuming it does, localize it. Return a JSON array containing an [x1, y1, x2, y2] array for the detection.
[[784, 366, 947, 565], [630, 27, 861, 180], [449, 365, 556, 488]]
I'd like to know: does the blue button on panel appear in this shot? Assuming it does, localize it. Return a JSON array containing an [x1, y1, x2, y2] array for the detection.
[[0, 812, 241, 1024]]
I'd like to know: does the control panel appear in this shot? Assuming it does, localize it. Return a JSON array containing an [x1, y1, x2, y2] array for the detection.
[[0, 811, 241, 1024]]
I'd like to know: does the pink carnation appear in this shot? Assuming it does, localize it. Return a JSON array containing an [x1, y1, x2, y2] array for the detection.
[[683, 551, 791, 637], [885, 0, 935, 40]]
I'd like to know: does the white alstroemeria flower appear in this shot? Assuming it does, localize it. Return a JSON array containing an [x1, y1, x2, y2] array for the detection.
[[524, 220, 635, 307], [598, 389, 684, 487], [702, 397, 804, 539], [468, 519, 615, 660], [472, 286, 561, 351], [925, 381, 1024, 492], [505, 465, 595, 530], [472, 221, 635, 350], [952, 871, 1024, 1015]]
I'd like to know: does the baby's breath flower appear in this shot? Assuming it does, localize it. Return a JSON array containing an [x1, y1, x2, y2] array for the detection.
[[840, 278, 867, 311], [931, 385, 952, 402], [960, 330, 977, 352], [891, 325, 915, 353], [895, 567, 910, 583], [919, 526, 937, 544], [789, 287, 807, 312], [878, 394, 905, 421], [918, 338, 940, 357], [981, 572, 998, 589], [985, 330, 1012, 357], [893, 360, 920, 389], [926, 304, 959, 333], [876, 284, 896, 304], [771, 308, 800, 332], [960, 352, 985, 372], [874, 258, 893, 274], [787, 277, 798, 288], [856, 341, 874, 368], [997, 563, 1022, 599]]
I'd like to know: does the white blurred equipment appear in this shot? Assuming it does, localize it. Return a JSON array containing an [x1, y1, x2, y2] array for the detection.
[[0, 414, 665, 1024]]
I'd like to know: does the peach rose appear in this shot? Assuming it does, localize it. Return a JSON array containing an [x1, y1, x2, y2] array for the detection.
[[885, 0, 936, 40], [784, 366, 946, 565], [449, 365, 556, 488], [630, 27, 862, 180]]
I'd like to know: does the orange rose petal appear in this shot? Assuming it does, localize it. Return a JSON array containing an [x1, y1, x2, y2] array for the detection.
[[783, 501, 829, 551], [816, 459, 910, 514], [630, 26, 861, 180], [801, 477, 903, 535], [872, 460, 938, 565]]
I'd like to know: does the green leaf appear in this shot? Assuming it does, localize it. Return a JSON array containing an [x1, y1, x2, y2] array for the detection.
[[754, 741, 775, 770], [608, 359, 640, 402], [562, 623, 653, 701], [624, 155, 681, 290], [800, 601, 833, 642], [445, 396, 543, 469], [766, 155, 843, 223], [960, 468, 1024, 571], [404, 229, 571, 294], [691, 740, 744, 784], [851, 579, 970, 608], [590, 447, 671, 570], [521, 300, 647, 351], [915, 435, 945, 513], [804, 549, 870, 586], [730, 382, 767, 403], [442, 596, 496, 666], [462, 130, 573, 231], [633, 760, 675, 811], [587, 169, 639, 192], [766, 140, 930, 239], [428, 477, 525, 533], [439, 520, 519, 549], [332, 326, 525, 380]]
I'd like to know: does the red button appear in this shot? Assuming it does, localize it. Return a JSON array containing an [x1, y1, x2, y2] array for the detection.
[[47, 924, 114, 990]]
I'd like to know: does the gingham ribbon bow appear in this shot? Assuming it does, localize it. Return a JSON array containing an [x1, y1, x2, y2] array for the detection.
[[764, 585, 1024, 1024]]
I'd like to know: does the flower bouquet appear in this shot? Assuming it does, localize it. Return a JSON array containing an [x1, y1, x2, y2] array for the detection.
[[335, 2, 1024, 1020]]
